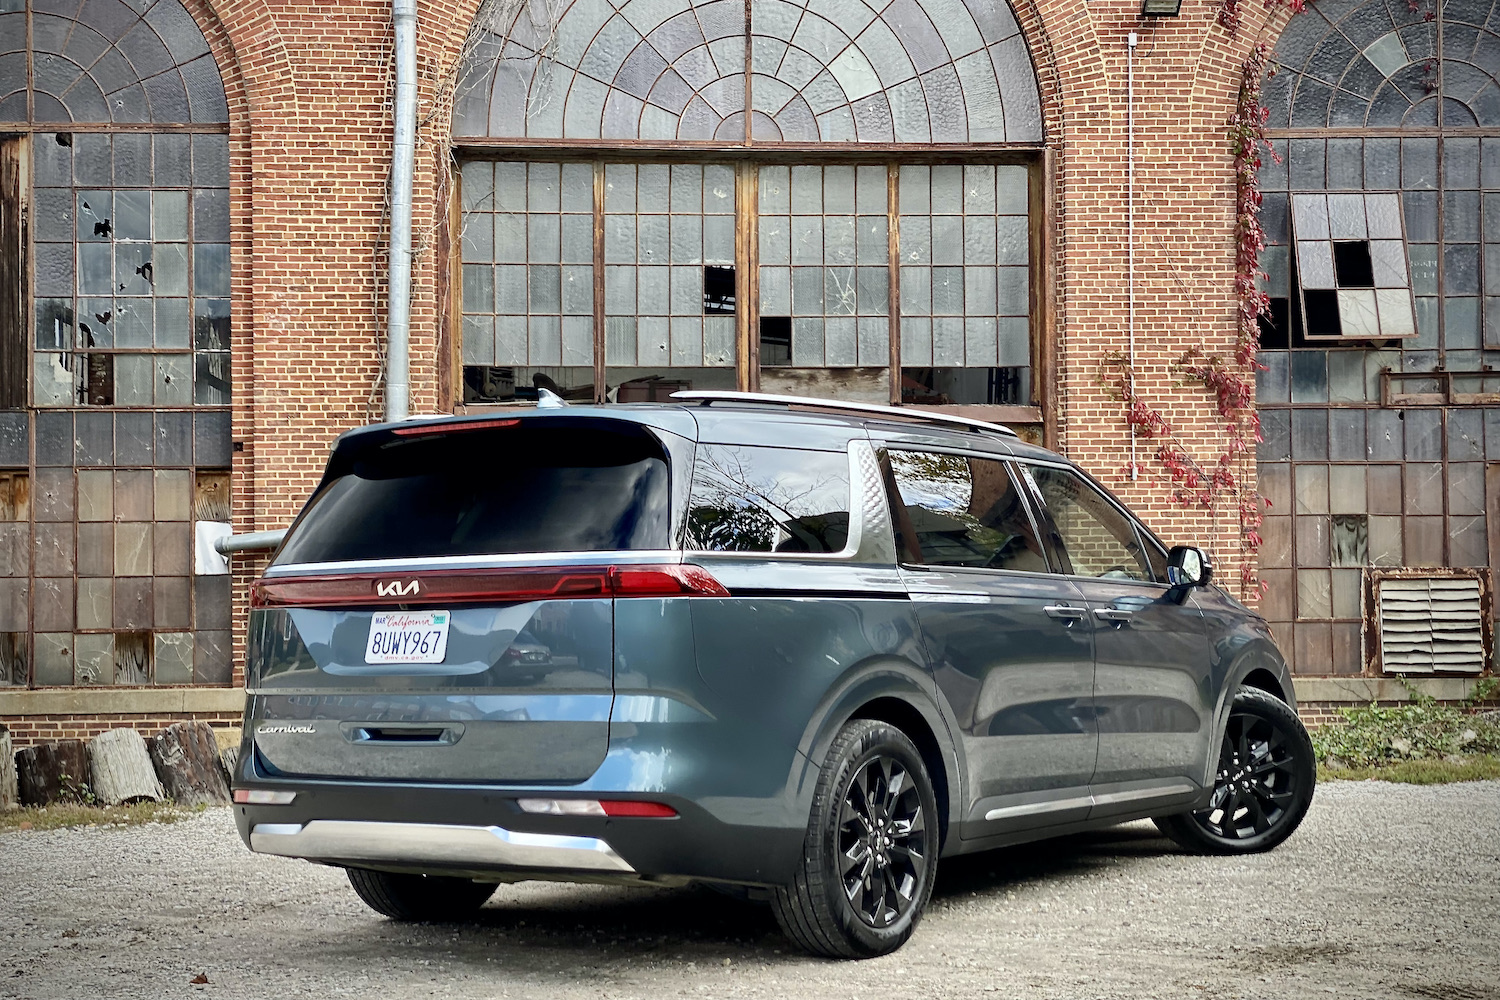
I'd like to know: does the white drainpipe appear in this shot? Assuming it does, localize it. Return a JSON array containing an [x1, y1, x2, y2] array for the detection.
[[385, 0, 418, 421]]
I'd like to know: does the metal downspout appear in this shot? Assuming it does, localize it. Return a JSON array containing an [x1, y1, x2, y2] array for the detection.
[[385, 0, 418, 421], [1126, 30, 1138, 481]]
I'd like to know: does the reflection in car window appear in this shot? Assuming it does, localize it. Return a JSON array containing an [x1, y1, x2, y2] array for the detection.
[[275, 423, 670, 564], [687, 445, 851, 553], [1027, 466, 1151, 581], [886, 451, 1048, 573]]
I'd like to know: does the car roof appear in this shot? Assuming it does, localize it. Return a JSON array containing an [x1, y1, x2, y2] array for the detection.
[[337, 396, 1072, 467]]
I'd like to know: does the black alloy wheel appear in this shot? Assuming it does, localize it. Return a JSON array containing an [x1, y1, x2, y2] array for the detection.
[[772, 719, 940, 958], [1155, 686, 1316, 855], [1200, 710, 1298, 839], [839, 754, 928, 928]]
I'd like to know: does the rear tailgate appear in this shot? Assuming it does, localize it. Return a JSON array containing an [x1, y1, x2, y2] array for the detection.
[[244, 414, 692, 785], [247, 594, 613, 783]]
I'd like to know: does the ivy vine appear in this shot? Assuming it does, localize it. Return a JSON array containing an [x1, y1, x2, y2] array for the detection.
[[1103, 7, 1316, 600]]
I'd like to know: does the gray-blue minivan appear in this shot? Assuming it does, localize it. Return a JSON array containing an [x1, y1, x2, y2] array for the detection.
[[232, 391, 1314, 959]]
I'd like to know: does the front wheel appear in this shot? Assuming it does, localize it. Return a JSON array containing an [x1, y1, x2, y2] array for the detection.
[[1154, 687, 1316, 855], [772, 719, 939, 959], [346, 868, 497, 921]]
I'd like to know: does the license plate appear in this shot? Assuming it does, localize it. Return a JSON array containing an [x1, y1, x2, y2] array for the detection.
[[365, 611, 450, 664]]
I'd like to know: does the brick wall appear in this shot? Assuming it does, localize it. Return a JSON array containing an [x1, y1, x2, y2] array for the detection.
[[1, 713, 242, 749], [13, 0, 1334, 728]]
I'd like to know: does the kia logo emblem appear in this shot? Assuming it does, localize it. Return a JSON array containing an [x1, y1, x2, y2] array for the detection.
[[375, 579, 420, 597]]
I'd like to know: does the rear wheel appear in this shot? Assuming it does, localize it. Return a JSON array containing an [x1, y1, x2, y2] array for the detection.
[[772, 719, 938, 959], [346, 868, 496, 921], [1154, 687, 1315, 855]]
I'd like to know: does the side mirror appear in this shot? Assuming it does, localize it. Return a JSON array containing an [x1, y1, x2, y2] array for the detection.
[[1166, 546, 1212, 587]]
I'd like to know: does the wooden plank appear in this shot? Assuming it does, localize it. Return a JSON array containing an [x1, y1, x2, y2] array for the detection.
[[0, 137, 24, 409], [88, 728, 164, 805]]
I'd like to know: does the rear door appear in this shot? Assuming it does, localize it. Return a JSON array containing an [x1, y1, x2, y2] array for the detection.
[[246, 415, 683, 785], [1020, 463, 1214, 815], [880, 447, 1097, 836]]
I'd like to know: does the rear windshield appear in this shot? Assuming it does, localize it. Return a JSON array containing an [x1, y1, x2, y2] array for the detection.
[[274, 422, 671, 565]]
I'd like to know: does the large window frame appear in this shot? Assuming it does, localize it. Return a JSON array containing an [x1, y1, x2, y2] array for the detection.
[[449, 147, 1049, 427]]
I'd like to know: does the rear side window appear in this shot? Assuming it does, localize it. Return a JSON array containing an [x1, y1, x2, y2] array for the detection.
[[274, 422, 671, 564], [885, 451, 1048, 573], [687, 444, 851, 553], [1026, 465, 1152, 582]]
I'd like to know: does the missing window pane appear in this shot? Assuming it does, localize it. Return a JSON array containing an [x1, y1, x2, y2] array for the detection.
[[1333, 241, 1374, 288], [84, 353, 113, 405], [1304, 289, 1343, 337], [463, 366, 596, 403], [1260, 297, 1290, 349], [703, 265, 736, 314], [1331, 514, 1368, 567], [759, 316, 791, 367], [0, 472, 28, 520], [902, 367, 1031, 406]]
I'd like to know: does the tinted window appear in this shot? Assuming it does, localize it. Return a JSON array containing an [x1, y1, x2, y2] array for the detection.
[[274, 423, 670, 564], [1026, 466, 1151, 581], [886, 451, 1047, 573], [687, 445, 850, 553]]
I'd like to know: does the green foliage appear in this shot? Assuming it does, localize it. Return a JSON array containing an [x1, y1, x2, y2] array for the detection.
[[1311, 679, 1500, 769], [1319, 755, 1500, 785], [0, 801, 205, 832]]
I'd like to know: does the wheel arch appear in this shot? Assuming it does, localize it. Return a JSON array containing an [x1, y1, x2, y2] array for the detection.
[[795, 663, 964, 855]]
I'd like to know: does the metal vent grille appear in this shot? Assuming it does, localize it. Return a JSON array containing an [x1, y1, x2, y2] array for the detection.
[[1376, 576, 1486, 675]]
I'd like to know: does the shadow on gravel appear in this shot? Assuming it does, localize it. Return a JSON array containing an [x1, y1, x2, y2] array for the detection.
[[301, 823, 1183, 971], [933, 821, 1181, 900]]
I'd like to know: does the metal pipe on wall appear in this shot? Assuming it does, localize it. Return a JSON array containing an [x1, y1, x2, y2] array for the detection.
[[385, 0, 418, 421], [1126, 30, 1138, 481]]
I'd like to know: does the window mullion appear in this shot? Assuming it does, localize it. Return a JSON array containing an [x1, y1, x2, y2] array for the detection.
[[737, 161, 758, 391], [592, 159, 605, 404], [887, 163, 900, 405]]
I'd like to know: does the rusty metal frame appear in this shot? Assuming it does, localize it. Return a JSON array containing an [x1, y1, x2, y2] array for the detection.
[[1380, 369, 1500, 407], [449, 149, 1049, 427], [1363, 567, 1493, 677]]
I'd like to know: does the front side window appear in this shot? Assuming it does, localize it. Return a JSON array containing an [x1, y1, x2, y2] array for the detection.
[[686, 444, 851, 553], [885, 450, 1046, 573], [1026, 466, 1152, 582]]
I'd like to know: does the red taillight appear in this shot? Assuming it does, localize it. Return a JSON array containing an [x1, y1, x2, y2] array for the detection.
[[608, 565, 730, 598], [598, 800, 678, 818], [390, 418, 520, 436], [251, 564, 728, 608]]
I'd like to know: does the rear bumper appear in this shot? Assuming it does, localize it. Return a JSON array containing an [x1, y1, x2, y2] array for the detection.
[[250, 820, 633, 873], [232, 778, 806, 886]]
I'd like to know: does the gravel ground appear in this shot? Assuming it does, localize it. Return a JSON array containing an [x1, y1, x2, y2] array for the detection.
[[1, 781, 1496, 1000]]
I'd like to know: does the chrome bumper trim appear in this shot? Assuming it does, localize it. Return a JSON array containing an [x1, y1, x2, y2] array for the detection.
[[249, 820, 634, 873]]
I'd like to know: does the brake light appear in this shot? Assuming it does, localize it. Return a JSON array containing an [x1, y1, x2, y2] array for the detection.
[[599, 800, 678, 818], [233, 789, 297, 805], [251, 564, 729, 608], [517, 797, 677, 818], [608, 565, 730, 598], [390, 418, 520, 437]]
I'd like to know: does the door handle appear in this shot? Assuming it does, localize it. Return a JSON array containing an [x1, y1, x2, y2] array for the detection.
[[1094, 608, 1134, 624], [1043, 605, 1087, 621]]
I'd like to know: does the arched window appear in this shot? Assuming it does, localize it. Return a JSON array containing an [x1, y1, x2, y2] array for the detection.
[[1254, 0, 1499, 678], [0, 0, 232, 687], [451, 0, 1044, 411]]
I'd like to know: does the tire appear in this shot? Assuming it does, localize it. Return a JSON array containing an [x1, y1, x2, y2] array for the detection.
[[1154, 687, 1316, 855], [771, 719, 939, 959], [346, 868, 497, 922]]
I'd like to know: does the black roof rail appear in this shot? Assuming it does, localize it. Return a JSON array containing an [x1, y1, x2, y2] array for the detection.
[[669, 390, 1019, 439]]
